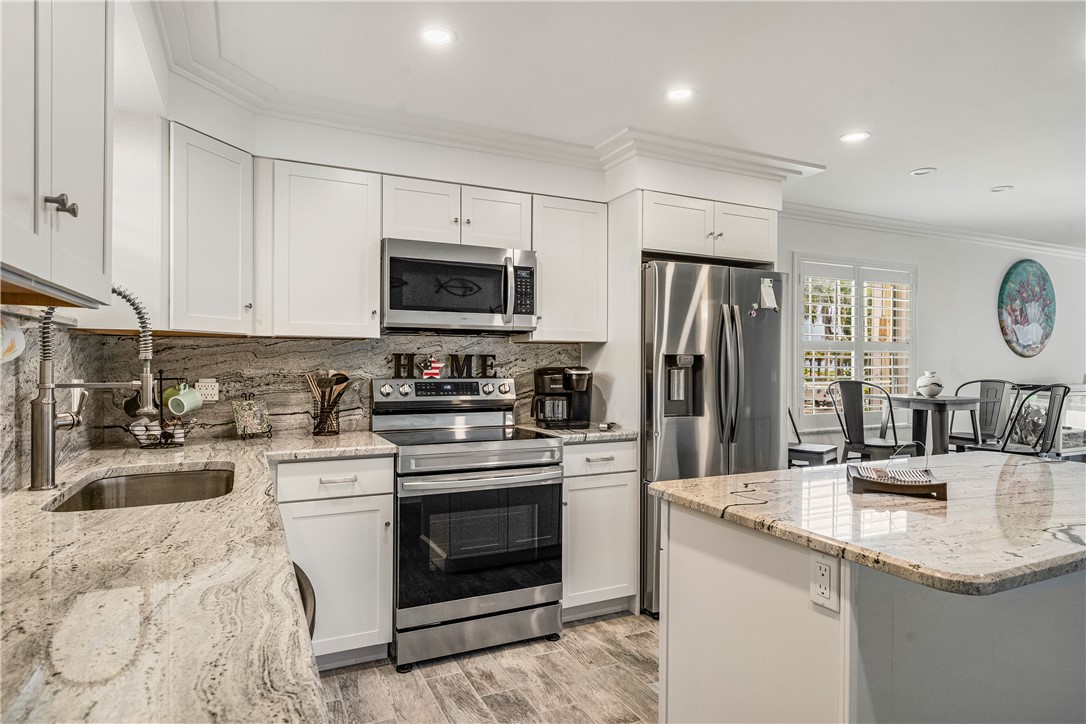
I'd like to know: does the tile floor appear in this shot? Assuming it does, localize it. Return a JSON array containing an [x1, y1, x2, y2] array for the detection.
[[320, 613, 659, 723]]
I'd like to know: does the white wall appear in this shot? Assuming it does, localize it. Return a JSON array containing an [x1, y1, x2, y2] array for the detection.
[[780, 215, 1086, 438]]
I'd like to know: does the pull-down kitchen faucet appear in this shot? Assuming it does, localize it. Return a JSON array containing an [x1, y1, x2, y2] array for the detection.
[[29, 285, 157, 491]]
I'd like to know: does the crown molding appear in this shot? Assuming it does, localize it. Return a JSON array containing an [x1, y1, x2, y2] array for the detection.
[[781, 203, 1086, 259], [595, 128, 826, 182]]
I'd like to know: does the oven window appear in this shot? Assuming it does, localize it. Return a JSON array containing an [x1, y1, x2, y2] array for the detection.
[[397, 483, 561, 611], [388, 258, 505, 315]]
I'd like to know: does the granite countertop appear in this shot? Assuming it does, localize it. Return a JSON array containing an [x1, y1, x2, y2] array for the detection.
[[517, 424, 638, 444], [0, 430, 393, 723], [649, 452, 1086, 595]]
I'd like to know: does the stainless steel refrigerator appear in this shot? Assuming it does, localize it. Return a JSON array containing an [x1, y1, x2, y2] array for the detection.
[[641, 260, 787, 615]]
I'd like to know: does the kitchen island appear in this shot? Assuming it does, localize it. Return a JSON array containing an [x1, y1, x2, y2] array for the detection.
[[649, 452, 1085, 723], [0, 431, 395, 723]]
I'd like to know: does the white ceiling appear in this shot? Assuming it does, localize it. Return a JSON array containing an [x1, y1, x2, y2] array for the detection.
[[157, 1, 1085, 247]]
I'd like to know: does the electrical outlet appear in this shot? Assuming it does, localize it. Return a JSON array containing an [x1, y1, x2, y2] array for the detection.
[[194, 378, 219, 403], [810, 552, 840, 612]]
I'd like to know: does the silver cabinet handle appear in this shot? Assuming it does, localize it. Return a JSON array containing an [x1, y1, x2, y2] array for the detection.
[[319, 475, 358, 484], [244, 303, 253, 310], [585, 455, 615, 463], [45, 193, 79, 217], [716, 232, 724, 239], [705, 231, 714, 239]]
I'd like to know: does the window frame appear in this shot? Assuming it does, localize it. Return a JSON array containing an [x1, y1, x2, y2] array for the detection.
[[791, 252, 919, 433]]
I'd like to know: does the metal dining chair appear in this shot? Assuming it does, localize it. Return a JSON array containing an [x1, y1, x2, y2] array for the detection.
[[786, 408, 839, 468], [948, 379, 1020, 452], [827, 380, 918, 461], [968, 384, 1071, 457]]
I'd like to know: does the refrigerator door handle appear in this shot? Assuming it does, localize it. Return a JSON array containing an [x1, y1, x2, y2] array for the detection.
[[730, 303, 745, 445], [719, 303, 734, 443]]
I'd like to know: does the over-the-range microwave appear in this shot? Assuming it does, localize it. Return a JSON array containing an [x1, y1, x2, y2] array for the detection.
[[381, 238, 537, 334]]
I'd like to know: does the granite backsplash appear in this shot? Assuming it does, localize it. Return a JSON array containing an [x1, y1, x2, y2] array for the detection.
[[92, 333, 580, 443], [2, 319, 579, 493]]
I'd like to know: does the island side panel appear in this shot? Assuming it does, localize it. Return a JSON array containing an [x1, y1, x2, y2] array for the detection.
[[661, 502, 849, 723], [852, 564, 1086, 723]]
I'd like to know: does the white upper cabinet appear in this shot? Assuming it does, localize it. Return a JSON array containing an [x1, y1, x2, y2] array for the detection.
[[531, 195, 607, 343], [460, 186, 532, 250], [383, 176, 532, 249], [642, 191, 715, 257], [713, 201, 777, 263], [272, 162, 381, 338], [169, 123, 254, 334], [1, 0, 112, 306], [641, 191, 777, 263], [382, 177, 461, 244]]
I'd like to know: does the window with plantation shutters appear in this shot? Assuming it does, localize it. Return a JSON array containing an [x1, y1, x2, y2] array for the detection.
[[794, 256, 916, 428]]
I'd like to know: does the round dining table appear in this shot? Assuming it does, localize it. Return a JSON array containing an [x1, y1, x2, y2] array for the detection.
[[890, 394, 983, 456]]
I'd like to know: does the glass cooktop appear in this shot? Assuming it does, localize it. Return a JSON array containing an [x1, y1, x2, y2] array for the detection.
[[378, 427, 557, 447]]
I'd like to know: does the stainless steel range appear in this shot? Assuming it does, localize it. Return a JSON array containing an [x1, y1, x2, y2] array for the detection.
[[372, 377, 563, 672]]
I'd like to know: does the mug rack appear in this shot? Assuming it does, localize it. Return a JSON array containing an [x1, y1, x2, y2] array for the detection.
[[127, 369, 196, 449]]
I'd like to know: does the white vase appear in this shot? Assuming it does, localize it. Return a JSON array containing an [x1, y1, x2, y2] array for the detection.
[[916, 371, 944, 398]]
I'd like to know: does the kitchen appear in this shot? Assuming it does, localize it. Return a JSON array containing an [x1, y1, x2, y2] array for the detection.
[[2, 2, 1084, 723]]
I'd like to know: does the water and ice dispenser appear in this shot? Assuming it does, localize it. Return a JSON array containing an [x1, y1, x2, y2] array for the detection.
[[663, 354, 703, 417]]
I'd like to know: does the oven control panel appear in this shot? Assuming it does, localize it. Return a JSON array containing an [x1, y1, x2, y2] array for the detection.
[[372, 378, 517, 406]]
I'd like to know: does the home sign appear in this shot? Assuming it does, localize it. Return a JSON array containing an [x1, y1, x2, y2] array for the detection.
[[391, 353, 498, 379]]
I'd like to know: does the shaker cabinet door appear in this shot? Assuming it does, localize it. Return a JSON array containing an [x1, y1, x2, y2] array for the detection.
[[563, 471, 638, 610], [461, 186, 532, 250], [169, 123, 254, 334], [531, 195, 607, 342], [48, 0, 111, 304], [642, 191, 715, 257], [382, 176, 461, 244], [279, 494, 394, 656], [713, 202, 777, 263], [273, 162, 381, 337]]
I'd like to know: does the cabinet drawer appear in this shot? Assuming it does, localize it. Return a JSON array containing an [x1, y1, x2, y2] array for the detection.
[[563, 441, 637, 478], [277, 456, 394, 503]]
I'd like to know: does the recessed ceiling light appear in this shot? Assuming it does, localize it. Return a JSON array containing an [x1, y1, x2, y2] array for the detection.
[[666, 87, 696, 102], [910, 167, 937, 176], [421, 27, 456, 45], [839, 130, 871, 143], [990, 185, 1015, 192]]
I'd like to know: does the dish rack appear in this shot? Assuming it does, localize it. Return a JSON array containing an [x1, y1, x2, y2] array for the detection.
[[127, 370, 197, 449], [847, 463, 947, 500]]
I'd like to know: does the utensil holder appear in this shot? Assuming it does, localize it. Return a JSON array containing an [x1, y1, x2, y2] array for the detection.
[[312, 399, 340, 436]]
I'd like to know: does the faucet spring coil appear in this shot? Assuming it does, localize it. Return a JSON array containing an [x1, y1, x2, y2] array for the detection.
[[111, 284, 153, 360], [39, 307, 56, 362]]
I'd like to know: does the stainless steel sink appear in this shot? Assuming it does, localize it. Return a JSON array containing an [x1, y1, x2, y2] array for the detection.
[[49, 469, 234, 512]]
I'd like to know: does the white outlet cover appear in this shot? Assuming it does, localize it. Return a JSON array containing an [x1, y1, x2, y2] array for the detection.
[[810, 552, 841, 612]]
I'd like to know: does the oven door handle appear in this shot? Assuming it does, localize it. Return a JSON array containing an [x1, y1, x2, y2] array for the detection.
[[502, 256, 515, 325], [399, 465, 563, 496]]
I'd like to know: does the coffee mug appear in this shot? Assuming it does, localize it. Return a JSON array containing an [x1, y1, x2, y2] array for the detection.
[[167, 383, 203, 416], [162, 384, 182, 409]]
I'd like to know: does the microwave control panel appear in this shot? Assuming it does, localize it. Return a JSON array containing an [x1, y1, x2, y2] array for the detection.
[[513, 267, 534, 315]]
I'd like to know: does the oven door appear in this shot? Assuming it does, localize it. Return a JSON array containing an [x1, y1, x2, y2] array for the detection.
[[396, 466, 562, 630], [382, 238, 537, 333]]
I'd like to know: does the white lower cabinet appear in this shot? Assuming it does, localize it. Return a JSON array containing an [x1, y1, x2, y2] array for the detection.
[[277, 458, 394, 658], [562, 441, 638, 611]]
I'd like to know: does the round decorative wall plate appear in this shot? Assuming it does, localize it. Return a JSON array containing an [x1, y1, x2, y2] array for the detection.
[[998, 259, 1055, 358]]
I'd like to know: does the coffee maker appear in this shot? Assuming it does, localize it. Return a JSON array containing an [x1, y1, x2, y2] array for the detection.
[[533, 366, 592, 429]]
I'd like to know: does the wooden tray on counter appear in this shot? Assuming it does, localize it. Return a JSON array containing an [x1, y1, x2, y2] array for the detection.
[[847, 464, 947, 501]]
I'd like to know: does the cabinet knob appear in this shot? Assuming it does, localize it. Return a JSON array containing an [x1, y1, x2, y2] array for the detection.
[[706, 232, 714, 239], [45, 193, 79, 217], [385, 521, 391, 528], [536, 315, 542, 320], [716, 232, 724, 239], [371, 309, 377, 317], [244, 303, 253, 310], [562, 501, 568, 507], [465, 218, 471, 225], [453, 217, 459, 224]]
